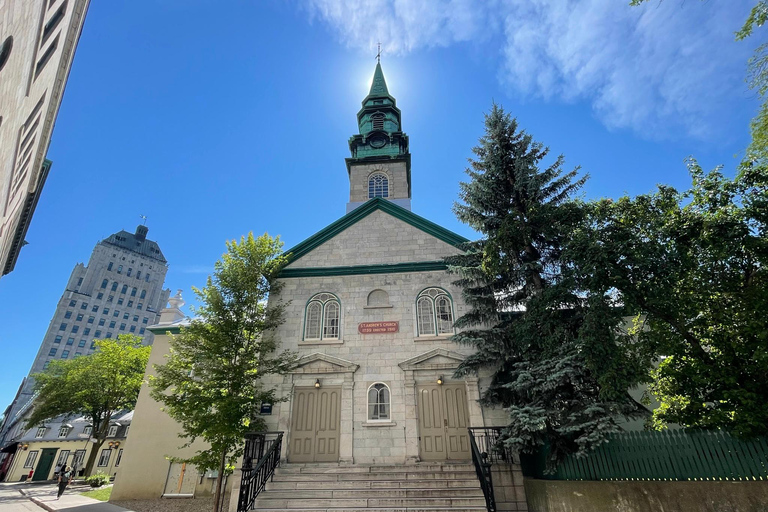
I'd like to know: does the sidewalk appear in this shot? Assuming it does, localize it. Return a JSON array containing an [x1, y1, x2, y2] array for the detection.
[[19, 483, 134, 512]]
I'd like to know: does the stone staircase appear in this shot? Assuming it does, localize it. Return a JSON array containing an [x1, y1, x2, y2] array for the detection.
[[253, 463, 487, 512]]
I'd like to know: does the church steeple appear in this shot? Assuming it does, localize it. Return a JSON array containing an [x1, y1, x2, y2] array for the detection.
[[346, 62, 411, 213]]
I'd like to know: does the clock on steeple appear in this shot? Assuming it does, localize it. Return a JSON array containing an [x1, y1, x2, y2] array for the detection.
[[346, 62, 412, 213]]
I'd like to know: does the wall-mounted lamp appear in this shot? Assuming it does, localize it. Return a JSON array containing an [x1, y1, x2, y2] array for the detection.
[[108, 441, 120, 449], [21, 443, 29, 450], [437, 375, 444, 385], [314, 379, 321, 389]]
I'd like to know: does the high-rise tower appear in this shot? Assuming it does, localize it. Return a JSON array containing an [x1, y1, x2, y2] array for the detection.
[[346, 62, 411, 213], [0, 224, 170, 447]]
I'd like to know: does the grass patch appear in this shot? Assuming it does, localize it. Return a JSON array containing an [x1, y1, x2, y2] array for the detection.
[[81, 486, 112, 501]]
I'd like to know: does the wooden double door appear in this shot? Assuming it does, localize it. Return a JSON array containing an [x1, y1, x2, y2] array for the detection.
[[417, 383, 471, 461], [289, 386, 341, 462]]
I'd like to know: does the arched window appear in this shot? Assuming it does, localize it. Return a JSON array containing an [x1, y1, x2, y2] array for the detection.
[[131, 287, 137, 297], [121, 285, 128, 294], [101, 279, 108, 289], [304, 293, 341, 341], [140, 289, 146, 299], [111, 282, 118, 292], [416, 288, 454, 336], [368, 383, 390, 421], [368, 173, 388, 199]]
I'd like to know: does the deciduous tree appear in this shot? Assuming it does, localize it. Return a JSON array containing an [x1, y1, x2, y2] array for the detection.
[[150, 233, 296, 512]]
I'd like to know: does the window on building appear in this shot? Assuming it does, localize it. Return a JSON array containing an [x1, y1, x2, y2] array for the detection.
[[76, 313, 83, 321], [111, 282, 118, 292], [35, 427, 46, 438], [64, 311, 72, 319], [77, 277, 83, 286], [80, 302, 88, 310], [98, 319, 105, 326], [136, 271, 141, 280], [54, 335, 62, 344], [303, 293, 340, 341], [368, 173, 389, 198], [121, 285, 128, 294], [92, 305, 98, 312], [78, 339, 86, 348], [137, 303, 143, 310], [103, 308, 110, 315], [56, 450, 70, 468], [83, 328, 90, 336], [416, 288, 454, 336], [48, 347, 57, 356], [139, 328, 145, 335], [97, 293, 104, 300], [127, 268, 132, 277], [73, 450, 86, 469], [94, 331, 101, 339], [69, 300, 77, 307], [44, 361, 51, 369], [83, 426, 92, 436], [142, 317, 149, 324], [58, 426, 70, 438], [145, 274, 150, 283], [61, 350, 69, 358], [74, 352, 82, 357], [127, 300, 133, 307], [101, 279, 108, 289], [107, 425, 118, 437], [106, 332, 112, 338], [115, 448, 123, 467], [123, 313, 129, 320], [140, 290, 146, 299], [97, 449, 111, 467], [87, 316, 94, 324], [117, 265, 123, 274], [113, 310, 119, 317], [108, 262, 113, 271], [24, 451, 38, 468], [368, 383, 391, 421], [117, 298, 123, 305], [372, 113, 385, 130], [119, 323, 126, 331], [66, 337, 74, 345], [131, 287, 137, 297], [132, 315, 139, 322], [109, 321, 116, 329], [71, 326, 79, 334], [107, 295, 113, 303], [129, 326, 136, 333]]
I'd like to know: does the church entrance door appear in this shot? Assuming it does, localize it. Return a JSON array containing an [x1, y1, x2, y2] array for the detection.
[[417, 383, 471, 461], [289, 386, 341, 463]]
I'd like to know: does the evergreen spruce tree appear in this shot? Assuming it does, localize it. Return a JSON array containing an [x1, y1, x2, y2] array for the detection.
[[448, 105, 647, 467]]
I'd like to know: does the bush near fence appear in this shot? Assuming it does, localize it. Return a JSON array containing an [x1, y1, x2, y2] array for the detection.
[[520, 430, 768, 481]]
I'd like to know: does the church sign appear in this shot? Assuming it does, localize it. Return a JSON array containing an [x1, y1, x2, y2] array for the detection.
[[358, 321, 399, 334]]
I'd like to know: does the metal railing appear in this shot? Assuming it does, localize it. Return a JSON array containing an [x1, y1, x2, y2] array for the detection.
[[237, 431, 283, 512], [468, 428, 498, 512], [468, 427, 515, 465]]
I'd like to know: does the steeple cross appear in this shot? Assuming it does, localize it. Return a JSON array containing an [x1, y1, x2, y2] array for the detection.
[[139, 214, 147, 225], [376, 42, 382, 63]]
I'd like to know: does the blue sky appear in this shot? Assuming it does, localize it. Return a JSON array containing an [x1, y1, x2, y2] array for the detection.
[[0, 0, 763, 409]]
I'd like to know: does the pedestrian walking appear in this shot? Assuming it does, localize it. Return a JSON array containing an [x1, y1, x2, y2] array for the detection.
[[56, 465, 73, 499], [53, 463, 62, 478]]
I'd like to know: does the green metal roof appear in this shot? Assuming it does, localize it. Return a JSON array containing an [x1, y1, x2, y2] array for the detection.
[[367, 62, 390, 99]]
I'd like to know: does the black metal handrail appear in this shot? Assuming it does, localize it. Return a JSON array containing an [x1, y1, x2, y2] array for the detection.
[[468, 427, 514, 464], [468, 429, 496, 512], [237, 431, 283, 512]]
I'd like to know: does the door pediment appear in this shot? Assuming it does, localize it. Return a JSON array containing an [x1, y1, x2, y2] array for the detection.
[[291, 352, 359, 374], [398, 348, 466, 371]]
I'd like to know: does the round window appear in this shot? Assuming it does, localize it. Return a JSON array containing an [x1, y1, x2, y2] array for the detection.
[[0, 36, 13, 73]]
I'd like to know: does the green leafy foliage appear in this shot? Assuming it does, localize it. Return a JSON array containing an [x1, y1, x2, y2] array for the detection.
[[26, 335, 150, 476], [85, 471, 111, 488], [578, 160, 768, 437], [448, 105, 647, 468], [149, 232, 296, 512]]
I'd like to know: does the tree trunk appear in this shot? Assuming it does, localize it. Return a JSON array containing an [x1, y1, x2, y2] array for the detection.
[[83, 437, 103, 476], [212, 450, 227, 512]]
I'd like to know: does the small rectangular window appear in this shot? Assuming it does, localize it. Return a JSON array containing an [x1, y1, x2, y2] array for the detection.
[[109, 321, 116, 329], [98, 319, 105, 326], [44, 361, 51, 369], [64, 311, 72, 319], [113, 310, 119, 317], [75, 352, 82, 357], [61, 350, 69, 358], [97, 292, 104, 300], [77, 277, 83, 286], [69, 300, 77, 307], [59, 323, 67, 330], [115, 448, 123, 467], [58, 426, 70, 438], [56, 449, 70, 468], [119, 323, 126, 331], [127, 300, 133, 307], [81, 302, 88, 310], [98, 449, 111, 467], [41, 1, 67, 46], [117, 298, 123, 305], [129, 325, 136, 333], [142, 317, 149, 324], [117, 265, 123, 274], [107, 425, 118, 437], [66, 337, 74, 345], [94, 331, 101, 339], [71, 325, 79, 334], [108, 262, 113, 271], [136, 271, 141, 279], [127, 268, 132, 277], [24, 451, 38, 468], [92, 305, 99, 312], [87, 316, 94, 324], [48, 348, 57, 356], [123, 313, 129, 320], [106, 332, 112, 338], [76, 313, 83, 321], [78, 339, 86, 348], [54, 335, 62, 344], [35, 427, 46, 438], [133, 315, 139, 322], [103, 308, 109, 315], [107, 296, 113, 303], [83, 426, 92, 436], [139, 328, 145, 335], [83, 328, 90, 335], [137, 303, 143, 310]]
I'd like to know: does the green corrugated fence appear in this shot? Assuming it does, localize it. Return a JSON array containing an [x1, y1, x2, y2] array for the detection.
[[520, 430, 768, 481]]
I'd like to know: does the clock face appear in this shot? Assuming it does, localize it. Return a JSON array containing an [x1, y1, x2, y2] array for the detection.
[[370, 136, 386, 149]]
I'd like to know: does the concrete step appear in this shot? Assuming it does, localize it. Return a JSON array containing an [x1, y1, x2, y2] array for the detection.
[[272, 471, 478, 482], [253, 498, 487, 509], [266, 479, 480, 491], [259, 489, 484, 499], [253, 509, 486, 512], [276, 464, 474, 475]]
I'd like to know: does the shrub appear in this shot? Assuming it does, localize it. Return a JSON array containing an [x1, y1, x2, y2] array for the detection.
[[85, 472, 110, 488]]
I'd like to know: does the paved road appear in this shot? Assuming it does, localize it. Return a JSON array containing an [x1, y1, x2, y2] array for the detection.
[[0, 483, 45, 511]]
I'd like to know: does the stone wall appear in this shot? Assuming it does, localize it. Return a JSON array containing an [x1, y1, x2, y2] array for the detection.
[[525, 479, 768, 512]]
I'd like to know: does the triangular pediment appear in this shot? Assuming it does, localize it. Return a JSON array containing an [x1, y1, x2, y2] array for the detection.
[[281, 198, 467, 273], [290, 353, 359, 374], [398, 348, 467, 371]]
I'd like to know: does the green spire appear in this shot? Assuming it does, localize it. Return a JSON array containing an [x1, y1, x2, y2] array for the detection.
[[368, 62, 390, 98]]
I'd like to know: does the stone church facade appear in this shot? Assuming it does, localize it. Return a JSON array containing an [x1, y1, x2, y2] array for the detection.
[[112, 62, 512, 502]]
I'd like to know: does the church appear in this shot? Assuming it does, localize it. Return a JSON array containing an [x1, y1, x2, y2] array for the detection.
[[111, 62, 526, 510]]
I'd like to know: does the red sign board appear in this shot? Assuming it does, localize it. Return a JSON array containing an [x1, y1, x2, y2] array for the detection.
[[358, 321, 399, 334]]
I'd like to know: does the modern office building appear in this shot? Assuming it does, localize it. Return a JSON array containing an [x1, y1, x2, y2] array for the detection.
[[0, 224, 170, 456], [0, 0, 91, 277]]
